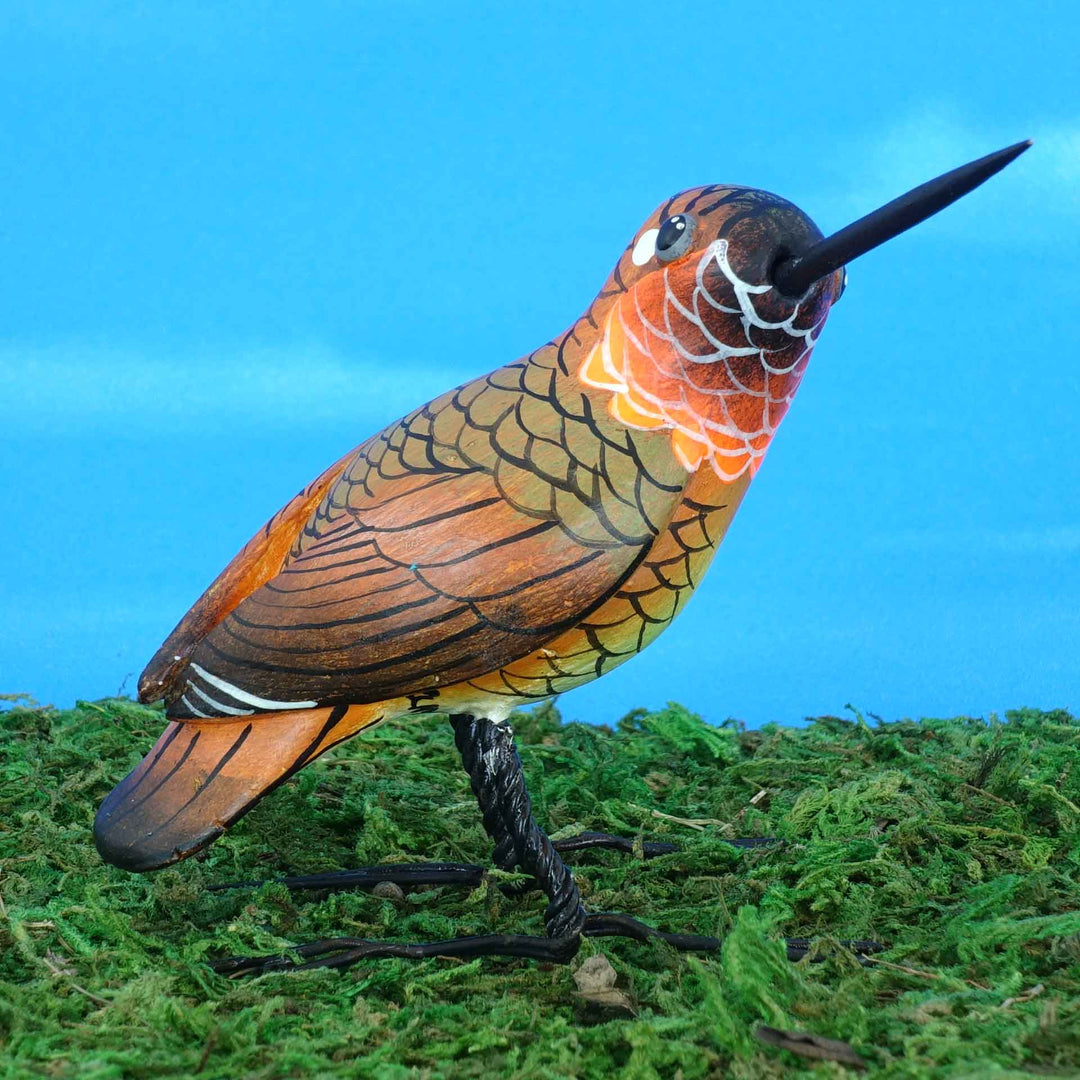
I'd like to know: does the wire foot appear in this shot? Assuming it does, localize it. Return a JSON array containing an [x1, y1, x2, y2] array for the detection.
[[207, 862, 487, 893], [207, 715, 880, 978]]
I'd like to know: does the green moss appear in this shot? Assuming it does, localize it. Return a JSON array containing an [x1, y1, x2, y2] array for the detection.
[[1, 698, 1078, 1078]]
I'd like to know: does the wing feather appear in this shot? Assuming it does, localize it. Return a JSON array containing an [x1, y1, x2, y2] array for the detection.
[[153, 349, 688, 719], [138, 446, 360, 703]]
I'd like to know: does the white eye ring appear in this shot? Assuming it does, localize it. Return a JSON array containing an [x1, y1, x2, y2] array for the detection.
[[631, 228, 659, 266]]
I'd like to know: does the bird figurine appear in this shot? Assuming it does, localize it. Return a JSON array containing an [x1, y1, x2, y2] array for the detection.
[[95, 140, 1030, 973]]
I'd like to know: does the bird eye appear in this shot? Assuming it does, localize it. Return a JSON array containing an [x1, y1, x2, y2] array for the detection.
[[655, 214, 695, 262]]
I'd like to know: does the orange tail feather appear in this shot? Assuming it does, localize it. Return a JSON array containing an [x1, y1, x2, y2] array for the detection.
[[94, 704, 382, 872]]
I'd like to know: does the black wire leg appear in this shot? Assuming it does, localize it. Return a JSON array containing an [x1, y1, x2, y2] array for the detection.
[[204, 841, 669, 898], [209, 715, 880, 976], [207, 862, 488, 894], [212, 715, 585, 976], [205, 834, 780, 895], [450, 715, 587, 939], [212, 932, 582, 975], [211, 922, 885, 976]]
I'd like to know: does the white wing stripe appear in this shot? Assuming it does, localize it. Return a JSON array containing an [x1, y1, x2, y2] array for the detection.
[[187, 680, 255, 717], [189, 662, 318, 710], [180, 693, 213, 720]]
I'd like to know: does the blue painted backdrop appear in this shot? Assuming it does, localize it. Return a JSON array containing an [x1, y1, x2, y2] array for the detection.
[[2, 2, 1077, 726]]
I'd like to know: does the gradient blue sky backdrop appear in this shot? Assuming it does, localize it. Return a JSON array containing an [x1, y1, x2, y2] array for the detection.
[[2, 2, 1077, 726]]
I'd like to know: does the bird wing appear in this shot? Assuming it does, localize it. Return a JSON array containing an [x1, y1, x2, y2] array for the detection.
[[138, 445, 360, 704], [150, 354, 688, 720]]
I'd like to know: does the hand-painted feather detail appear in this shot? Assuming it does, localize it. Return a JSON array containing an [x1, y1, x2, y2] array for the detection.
[[179, 694, 214, 720], [142, 188, 841, 724], [171, 662, 318, 719], [186, 680, 255, 717], [100, 153, 1022, 880], [159, 344, 689, 717], [139, 446, 359, 704], [580, 239, 829, 481], [95, 703, 386, 871], [106, 183, 848, 871], [188, 662, 317, 709]]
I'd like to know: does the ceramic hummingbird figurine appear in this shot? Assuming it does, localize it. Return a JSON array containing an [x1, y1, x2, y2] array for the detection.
[[96, 140, 1030, 973]]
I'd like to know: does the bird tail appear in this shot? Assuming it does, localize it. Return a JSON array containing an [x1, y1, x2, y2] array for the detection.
[[94, 704, 383, 872]]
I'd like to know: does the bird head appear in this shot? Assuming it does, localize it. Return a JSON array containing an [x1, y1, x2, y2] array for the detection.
[[580, 141, 1030, 481]]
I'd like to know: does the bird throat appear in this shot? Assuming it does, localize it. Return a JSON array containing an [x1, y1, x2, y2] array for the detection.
[[579, 239, 830, 481]]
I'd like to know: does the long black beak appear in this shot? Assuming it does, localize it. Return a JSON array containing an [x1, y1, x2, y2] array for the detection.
[[771, 139, 1032, 297]]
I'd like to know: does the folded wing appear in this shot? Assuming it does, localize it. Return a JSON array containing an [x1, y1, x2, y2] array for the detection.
[[151, 353, 687, 719]]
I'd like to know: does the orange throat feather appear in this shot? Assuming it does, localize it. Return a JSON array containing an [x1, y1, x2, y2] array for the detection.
[[580, 238, 830, 480]]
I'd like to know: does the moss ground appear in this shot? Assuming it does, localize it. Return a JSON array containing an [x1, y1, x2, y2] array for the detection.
[[1, 697, 1078, 1078]]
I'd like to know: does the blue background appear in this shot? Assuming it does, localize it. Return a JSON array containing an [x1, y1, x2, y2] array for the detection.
[[2, 2, 1077, 726]]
